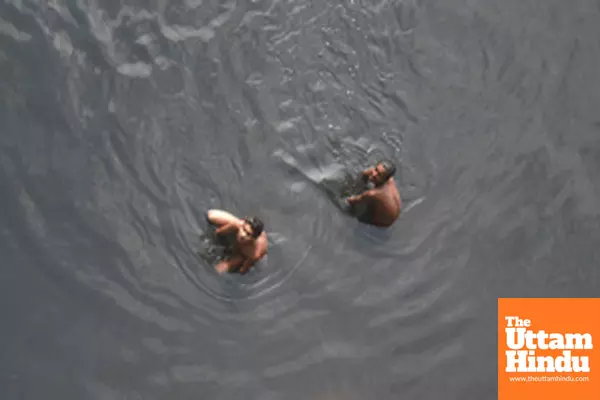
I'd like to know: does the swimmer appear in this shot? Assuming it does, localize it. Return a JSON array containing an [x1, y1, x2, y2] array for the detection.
[[206, 209, 267, 275], [344, 160, 401, 227]]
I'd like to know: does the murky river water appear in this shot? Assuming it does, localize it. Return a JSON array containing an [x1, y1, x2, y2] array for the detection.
[[1, 0, 599, 399]]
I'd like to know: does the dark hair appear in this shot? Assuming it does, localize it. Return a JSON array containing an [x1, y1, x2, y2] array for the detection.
[[244, 217, 264, 238], [378, 160, 396, 182]]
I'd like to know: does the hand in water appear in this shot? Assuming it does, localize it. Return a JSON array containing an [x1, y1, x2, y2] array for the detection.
[[215, 261, 230, 275], [339, 198, 352, 213]]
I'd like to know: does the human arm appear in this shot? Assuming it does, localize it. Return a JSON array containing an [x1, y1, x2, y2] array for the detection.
[[239, 245, 266, 274], [238, 258, 254, 274], [215, 254, 244, 274], [347, 189, 375, 205], [361, 167, 375, 181], [215, 222, 239, 236]]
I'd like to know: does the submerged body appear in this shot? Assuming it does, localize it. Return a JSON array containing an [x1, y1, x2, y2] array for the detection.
[[346, 161, 401, 227], [207, 209, 267, 274]]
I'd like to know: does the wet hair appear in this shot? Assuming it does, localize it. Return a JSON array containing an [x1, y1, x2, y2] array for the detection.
[[243, 217, 264, 238], [377, 160, 396, 183]]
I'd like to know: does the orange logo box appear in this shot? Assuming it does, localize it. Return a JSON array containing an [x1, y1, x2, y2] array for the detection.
[[498, 298, 600, 400]]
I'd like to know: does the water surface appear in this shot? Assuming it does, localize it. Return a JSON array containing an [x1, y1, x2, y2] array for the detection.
[[1, 0, 599, 399]]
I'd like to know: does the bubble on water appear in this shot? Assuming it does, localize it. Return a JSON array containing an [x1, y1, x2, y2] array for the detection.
[[289, 181, 307, 193]]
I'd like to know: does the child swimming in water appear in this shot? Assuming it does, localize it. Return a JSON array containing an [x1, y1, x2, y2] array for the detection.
[[206, 209, 267, 274]]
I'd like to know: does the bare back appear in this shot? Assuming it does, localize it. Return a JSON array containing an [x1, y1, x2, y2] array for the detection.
[[370, 178, 401, 227]]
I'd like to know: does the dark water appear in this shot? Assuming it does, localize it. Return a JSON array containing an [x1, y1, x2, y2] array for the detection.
[[1, 0, 599, 399]]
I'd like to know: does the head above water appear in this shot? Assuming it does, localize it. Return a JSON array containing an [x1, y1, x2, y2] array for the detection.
[[242, 216, 264, 239], [371, 160, 396, 186]]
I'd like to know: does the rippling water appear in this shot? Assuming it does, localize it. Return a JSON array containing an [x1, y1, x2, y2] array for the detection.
[[1, 0, 599, 399]]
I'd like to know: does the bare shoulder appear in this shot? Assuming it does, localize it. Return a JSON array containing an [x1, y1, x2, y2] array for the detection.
[[384, 179, 399, 192], [257, 233, 268, 257]]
